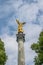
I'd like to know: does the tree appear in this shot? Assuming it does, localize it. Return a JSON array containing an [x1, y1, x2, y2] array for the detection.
[[0, 39, 7, 65], [31, 31, 43, 65]]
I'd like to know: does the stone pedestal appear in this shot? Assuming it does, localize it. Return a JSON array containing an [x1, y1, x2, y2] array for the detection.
[[16, 32, 25, 65]]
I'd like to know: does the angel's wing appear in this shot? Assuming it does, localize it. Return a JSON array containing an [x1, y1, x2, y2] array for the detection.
[[16, 19, 20, 24], [22, 22, 26, 25]]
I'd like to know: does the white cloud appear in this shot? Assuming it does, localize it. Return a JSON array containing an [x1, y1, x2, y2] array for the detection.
[[17, 3, 39, 22], [2, 34, 17, 52], [38, 15, 43, 27], [24, 23, 42, 41], [38, 0, 43, 11]]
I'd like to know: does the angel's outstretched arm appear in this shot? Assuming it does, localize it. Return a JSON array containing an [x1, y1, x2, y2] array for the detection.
[[16, 19, 20, 24]]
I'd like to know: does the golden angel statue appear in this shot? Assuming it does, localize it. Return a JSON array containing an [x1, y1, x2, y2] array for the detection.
[[16, 19, 26, 33]]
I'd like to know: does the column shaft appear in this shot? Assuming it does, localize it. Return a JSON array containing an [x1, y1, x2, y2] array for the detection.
[[16, 32, 25, 65], [18, 40, 25, 65]]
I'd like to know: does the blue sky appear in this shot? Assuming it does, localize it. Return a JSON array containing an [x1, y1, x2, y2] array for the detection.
[[0, 0, 43, 65]]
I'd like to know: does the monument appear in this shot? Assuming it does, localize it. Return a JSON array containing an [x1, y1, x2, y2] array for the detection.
[[16, 19, 26, 65]]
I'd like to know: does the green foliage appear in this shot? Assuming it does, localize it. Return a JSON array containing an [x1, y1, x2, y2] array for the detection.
[[31, 43, 39, 53], [31, 31, 43, 65], [34, 56, 41, 65], [0, 39, 7, 65]]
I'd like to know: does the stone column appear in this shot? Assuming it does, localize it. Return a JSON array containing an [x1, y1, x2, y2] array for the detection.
[[16, 32, 25, 65]]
